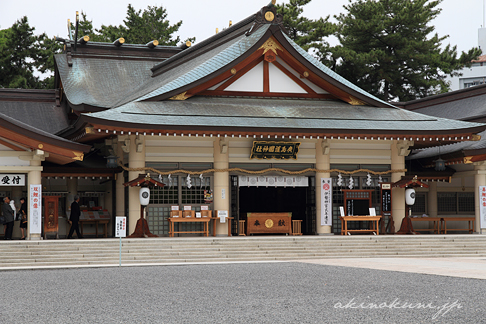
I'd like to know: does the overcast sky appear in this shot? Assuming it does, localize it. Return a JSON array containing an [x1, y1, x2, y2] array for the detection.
[[1, 0, 485, 53]]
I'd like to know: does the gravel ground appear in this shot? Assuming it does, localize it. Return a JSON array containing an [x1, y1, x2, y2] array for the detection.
[[0, 262, 483, 324]]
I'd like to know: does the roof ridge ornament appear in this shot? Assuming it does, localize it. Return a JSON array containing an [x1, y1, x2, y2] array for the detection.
[[246, 2, 286, 36], [349, 96, 366, 106], [169, 91, 189, 101], [258, 38, 283, 55]]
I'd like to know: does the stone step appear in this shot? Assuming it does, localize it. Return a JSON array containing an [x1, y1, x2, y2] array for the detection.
[[2, 235, 486, 269]]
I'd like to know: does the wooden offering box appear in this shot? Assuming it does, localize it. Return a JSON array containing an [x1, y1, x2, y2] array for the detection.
[[246, 212, 292, 235]]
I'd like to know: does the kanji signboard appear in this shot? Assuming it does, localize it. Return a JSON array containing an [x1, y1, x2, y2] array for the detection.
[[0, 174, 25, 186], [250, 141, 300, 160]]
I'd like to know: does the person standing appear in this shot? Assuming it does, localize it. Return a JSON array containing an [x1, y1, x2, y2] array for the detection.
[[2, 196, 15, 240], [67, 195, 83, 239], [18, 197, 27, 240]]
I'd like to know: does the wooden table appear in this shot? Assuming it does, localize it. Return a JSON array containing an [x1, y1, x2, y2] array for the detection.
[[441, 217, 475, 234], [212, 217, 233, 237], [246, 212, 292, 235], [340, 216, 382, 235], [79, 219, 109, 238], [410, 217, 441, 234], [167, 217, 211, 237]]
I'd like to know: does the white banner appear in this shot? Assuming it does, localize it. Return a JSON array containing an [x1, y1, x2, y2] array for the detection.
[[480, 186, 486, 229], [29, 184, 42, 234], [321, 178, 332, 226], [0, 174, 25, 186], [115, 217, 127, 237], [238, 176, 308, 187]]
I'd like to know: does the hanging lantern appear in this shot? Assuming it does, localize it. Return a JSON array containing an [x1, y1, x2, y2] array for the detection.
[[435, 158, 446, 171]]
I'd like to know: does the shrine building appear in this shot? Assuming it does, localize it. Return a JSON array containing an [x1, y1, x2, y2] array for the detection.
[[0, 2, 485, 238]]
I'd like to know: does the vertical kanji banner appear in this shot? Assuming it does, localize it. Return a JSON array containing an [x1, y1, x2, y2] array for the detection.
[[29, 184, 42, 234], [479, 186, 486, 229], [321, 178, 332, 226]]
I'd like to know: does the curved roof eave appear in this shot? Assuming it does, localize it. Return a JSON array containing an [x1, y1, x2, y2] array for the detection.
[[0, 112, 91, 154]]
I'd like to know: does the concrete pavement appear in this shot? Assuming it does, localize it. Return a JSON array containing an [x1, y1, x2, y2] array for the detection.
[[297, 257, 486, 280]]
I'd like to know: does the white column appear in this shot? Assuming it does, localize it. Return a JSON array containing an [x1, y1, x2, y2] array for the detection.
[[474, 162, 486, 233], [128, 135, 145, 234], [116, 138, 125, 217], [391, 141, 406, 231], [213, 138, 229, 236], [427, 181, 438, 218], [316, 139, 331, 235], [27, 159, 42, 240]]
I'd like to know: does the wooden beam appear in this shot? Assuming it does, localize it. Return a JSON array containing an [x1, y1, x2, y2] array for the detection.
[[0, 138, 25, 151], [197, 90, 335, 99], [263, 60, 269, 93]]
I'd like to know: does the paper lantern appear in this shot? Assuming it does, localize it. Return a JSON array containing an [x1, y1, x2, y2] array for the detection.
[[139, 187, 150, 206], [405, 188, 416, 206]]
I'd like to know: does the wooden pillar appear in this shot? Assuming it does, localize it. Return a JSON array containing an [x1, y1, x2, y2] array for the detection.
[[128, 135, 145, 234], [213, 138, 229, 236], [316, 139, 331, 235], [474, 162, 486, 233], [427, 181, 438, 218]]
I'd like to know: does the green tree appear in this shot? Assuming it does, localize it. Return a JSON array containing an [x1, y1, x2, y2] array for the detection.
[[276, 0, 336, 54], [71, 5, 189, 45], [328, 0, 481, 101], [0, 16, 61, 89]]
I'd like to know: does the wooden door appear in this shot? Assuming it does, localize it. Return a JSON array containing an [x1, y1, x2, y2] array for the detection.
[[43, 196, 60, 239]]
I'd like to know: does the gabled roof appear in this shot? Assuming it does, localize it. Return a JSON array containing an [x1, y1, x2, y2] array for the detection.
[[55, 3, 486, 147], [0, 111, 90, 164]]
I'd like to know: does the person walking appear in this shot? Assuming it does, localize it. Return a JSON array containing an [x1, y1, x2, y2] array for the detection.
[[67, 195, 83, 239], [2, 196, 15, 240], [18, 197, 27, 240]]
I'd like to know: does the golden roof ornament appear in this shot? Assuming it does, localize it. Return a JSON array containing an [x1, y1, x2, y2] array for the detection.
[[259, 38, 283, 55], [348, 96, 366, 106], [169, 91, 189, 101]]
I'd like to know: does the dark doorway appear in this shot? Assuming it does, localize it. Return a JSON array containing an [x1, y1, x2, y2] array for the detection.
[[239, 187, 310, 234]]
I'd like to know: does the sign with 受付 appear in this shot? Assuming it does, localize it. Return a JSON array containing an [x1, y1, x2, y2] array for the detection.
[[0, 174, 25, 186], [250, 141, 300, 160]]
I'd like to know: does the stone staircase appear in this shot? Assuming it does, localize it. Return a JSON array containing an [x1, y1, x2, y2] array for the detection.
[[1, 235, 486, 269]]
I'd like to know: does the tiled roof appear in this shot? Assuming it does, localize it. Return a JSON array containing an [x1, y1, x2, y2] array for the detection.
[[56, 55, 159, 109], [409, 129, 486, 159], [0, 100, 69, 134], [86, 97, 484, 133]]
